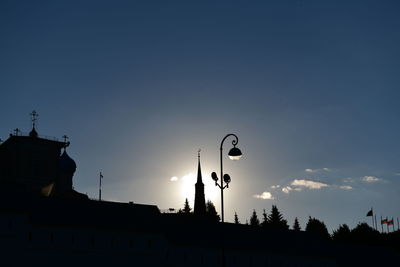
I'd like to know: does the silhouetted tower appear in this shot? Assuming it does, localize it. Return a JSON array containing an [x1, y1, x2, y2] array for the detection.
[[194, 150, 206, 215]]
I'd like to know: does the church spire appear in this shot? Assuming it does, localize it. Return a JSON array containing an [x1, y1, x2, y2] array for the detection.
[[194, 149, 206, 215], [197, 149, 203, 184]]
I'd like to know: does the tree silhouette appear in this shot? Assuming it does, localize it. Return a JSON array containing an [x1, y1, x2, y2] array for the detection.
[[293, 217, 301, 231], [250, 209, 260, 227], [261, 209, 268, 227], [305, 217, 330, 239], [267, 205, 289, 230], [182, 198, 192, 214], [234, 212, 240, 224], [332, 224, 351, 242], [205, 200, 220, 222], [350, 222, 380, 244]]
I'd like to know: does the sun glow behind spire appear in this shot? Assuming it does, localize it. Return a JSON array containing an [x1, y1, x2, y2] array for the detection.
[[172, 172, 219, 206]]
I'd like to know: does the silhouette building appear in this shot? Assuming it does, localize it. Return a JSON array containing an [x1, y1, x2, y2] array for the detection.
[[0, 112, 87, 199], [0, 130, 64, 193], [0, 113, 396, 267], [194, 150, 206, 215]]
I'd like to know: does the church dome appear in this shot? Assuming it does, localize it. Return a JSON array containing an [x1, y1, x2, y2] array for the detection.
[[29, 127, 38, 138], [59, 150, 77, 174]]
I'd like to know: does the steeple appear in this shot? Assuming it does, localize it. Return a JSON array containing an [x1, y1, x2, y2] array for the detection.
[[194, 149, 206, 215], [196, 150, 203, 185]]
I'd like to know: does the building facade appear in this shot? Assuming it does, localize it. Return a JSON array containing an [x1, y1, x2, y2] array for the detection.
[[0, 118, 396, 266]]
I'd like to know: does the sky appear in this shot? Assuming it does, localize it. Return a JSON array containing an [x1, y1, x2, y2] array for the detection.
[[1, 0, 400, 232]]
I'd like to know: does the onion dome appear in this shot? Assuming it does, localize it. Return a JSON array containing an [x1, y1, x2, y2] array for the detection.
[[59, 150, 77, 174], [29, 126, 38, 138]]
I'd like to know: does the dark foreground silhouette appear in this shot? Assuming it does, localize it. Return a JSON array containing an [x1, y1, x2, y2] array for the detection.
[[0, 119, 398, 266], [1, 193, 398, 267]]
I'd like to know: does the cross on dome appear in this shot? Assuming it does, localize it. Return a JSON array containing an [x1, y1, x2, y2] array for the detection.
[[30, 110, 39, 128], [14, 128, 21, 136]]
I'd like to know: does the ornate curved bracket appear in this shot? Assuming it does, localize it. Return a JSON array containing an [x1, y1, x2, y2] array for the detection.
[[220, 133, 239, 150]]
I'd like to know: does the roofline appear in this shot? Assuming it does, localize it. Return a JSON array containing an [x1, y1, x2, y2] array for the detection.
[[0, 135, 69, 149]]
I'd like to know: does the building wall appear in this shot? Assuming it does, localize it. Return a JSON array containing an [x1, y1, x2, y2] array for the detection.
[[0, 136, 63, 192], [0, 211, 337, 267]]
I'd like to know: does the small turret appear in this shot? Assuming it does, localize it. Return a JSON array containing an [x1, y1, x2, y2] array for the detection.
[[60, 150, 77, 175], [29, 110, 39, 138], [54, 149, 76, 195]]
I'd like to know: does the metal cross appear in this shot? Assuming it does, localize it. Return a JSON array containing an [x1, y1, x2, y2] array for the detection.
[[62, 135, 69, 143], [30, 110, 39, 127], [14, 128, 20, 136]]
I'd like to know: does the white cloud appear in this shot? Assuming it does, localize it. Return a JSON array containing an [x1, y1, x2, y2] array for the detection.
[[340, 185, 353, 190], [361, 176, 381, 183], [343, 177, 355, 183], [170, 176, 178, 182], [305, 168, 331, 173], [291, 179, 329, 189], [253, 192, 274, 200], [271, 185, 280, 189], [282, 186, 292, 194], [305, 168, 318, 173]]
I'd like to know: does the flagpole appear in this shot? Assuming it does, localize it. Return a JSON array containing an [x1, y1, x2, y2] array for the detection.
[[397, 217, 399, 231], [392, 218, 395, 232], [372, 215, 375, 229], [371, 207, 374, 229], [386, 217, 389, 233], [374, 215, 378, 231], [99, 172, 103, 201], [381, 216, 384, 233]]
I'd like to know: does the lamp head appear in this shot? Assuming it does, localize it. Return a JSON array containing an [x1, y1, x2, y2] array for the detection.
[[223, 174, 231, 184], [211, 172, 218, 181], [228, 146, 242, 160]]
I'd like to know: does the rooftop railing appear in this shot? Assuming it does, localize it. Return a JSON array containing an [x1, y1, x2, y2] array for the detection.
[[9, 131, 64, 142]]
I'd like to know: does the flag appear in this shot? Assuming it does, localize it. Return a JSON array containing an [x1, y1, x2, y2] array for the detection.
[[387, 219, 394, 226], [381, 218, 388, 224], [366, 209, 373, 217]]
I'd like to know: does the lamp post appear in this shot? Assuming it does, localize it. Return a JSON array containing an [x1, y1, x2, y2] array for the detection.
[[211, 134, 242, 223]]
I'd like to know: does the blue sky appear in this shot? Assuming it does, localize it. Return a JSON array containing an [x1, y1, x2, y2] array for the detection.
[[1, 0, 400, 231]]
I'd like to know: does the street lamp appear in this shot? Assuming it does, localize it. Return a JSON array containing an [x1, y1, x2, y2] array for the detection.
[[211, 134, 242, 223]]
